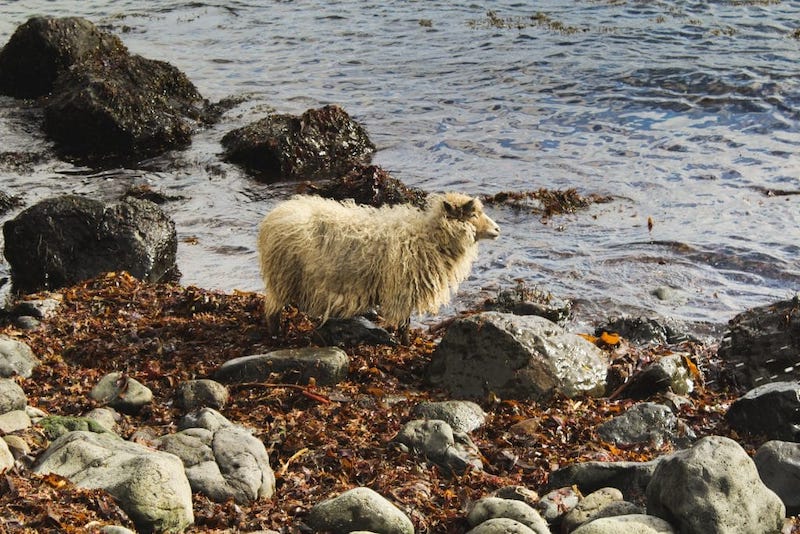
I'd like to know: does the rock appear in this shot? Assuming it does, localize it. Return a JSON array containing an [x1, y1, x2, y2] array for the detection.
[[482, 285, 572, 324], [561, 487, 623, 532], [0, 378, 26, 414], [0, 16, 125, 98], [725, 381, 800, 441], [411, 400, 487, 433], [156, 423, 275, 504], [34, 431, 193, 533], [597, 316, 693, 345], [393, 419, 482, 475], [174, 379, 228, 411], [215, 347, 349, 386], [467, 497, 550, 533], [89, 372, 153, 415], [0, 337, 39, 378], [315, 316, 397, 347], [85, 407, 120, 433], [536, 486, 581, 526], [306, 486, 413, 534], [177, 407, 231, 432], [547, 459, 661, 501], [0, 437, 14, 471], [303, 164, 428, 208], [4, 434, 31, 460], [466, 518, 538, 534], [571, 514, 676, 534], [493, 486, 539, 508], [754, 440, 800, 515], [0, 409, 30, 434], [100, 527, 137, 534], [221, 104, 375, 182], [38, 415, 118, 440], [596, 402, 695, 449], [428, 312, 608, 400], [616, 354, 694, 399], [646, 435, 785, 534], [717, 296, 800, 388], [3, 195, 178, 294]]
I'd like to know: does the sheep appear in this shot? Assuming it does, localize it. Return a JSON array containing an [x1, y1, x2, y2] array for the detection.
[[257, 192, 500, 342]]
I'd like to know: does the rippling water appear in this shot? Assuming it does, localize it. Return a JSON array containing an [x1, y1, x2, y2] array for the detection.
[[1, 1, 798, 333]]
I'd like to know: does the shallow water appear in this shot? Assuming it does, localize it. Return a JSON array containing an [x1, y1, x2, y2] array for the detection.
[[1, 1, 798, 334]]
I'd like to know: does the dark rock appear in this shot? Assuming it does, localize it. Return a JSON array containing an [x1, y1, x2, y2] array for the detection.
[[597, 402, 696, 449], [0, 16, 126, 98], [0, 190, 24, 215], [3, 195, 178, 293], [483, 283, 571, 323], [315, 316, 397, 347], [613, 354, 693, 400], [221, 104, 375, 182], [393, 419, 482, 476], [215, 347, 349, 386], [597, 316, 693, 345], [427, 312, 608, 400], [302, 164, 428, 208], [754, 440, 800, 515], [717, 296, 800, 388], [725, 381, 800, 441], [546, 459, 661, 501]]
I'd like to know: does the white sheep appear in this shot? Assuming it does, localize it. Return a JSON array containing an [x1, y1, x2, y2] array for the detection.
[[257, 192, 499, 341]]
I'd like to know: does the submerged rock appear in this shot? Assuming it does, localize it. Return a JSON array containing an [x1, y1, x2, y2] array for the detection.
[[3, 195, 178, 293], [221, 104, 375, 182]]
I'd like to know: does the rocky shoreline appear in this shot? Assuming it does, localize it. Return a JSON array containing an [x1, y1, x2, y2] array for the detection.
[[1, 14, 799, 534]]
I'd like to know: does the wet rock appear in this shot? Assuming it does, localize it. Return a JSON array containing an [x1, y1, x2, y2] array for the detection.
[[717, 296, 800, 388], [174, 379, 228, 411], [0, 190, 23, 214], [597, 402, 695, 449], [754, 440, 800, 515], [89, 372, 153, 415], [615, 354, 693, 399], [646, 435, 785, 534], [547, 459, 661, 501], [428, 312, 608, 400], [536, 486, 581, 526], [483, 284, 571, 324], [597, 316, 693, 345], [303, 164, 428, 208], [466, 518, 538, 534], [0, 378, 26, 414], [315, 316, 397, 347], [0, 337, 39, 378], [725, 381, 800, 441], [221, 104, 375, 182], [33, 430, 194, 533], [215, 347, 349, 386], [467, 497, 550, 533], [306, 486, 413, 534], [155, 416, 275, 504], [571, 514, 676, 534], [561, 487, 623, 532], [412, 400, 487, 433], [3, 195, 178, 294], [393, 419, 482, 475], [0, 16, 125, 98]]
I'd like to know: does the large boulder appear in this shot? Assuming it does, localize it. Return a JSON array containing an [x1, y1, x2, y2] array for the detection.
[[34, 431, 194, 533], [725, 381, 800, 441], [427, 312, 608, 400], [221, 104, 375, 182], [754, 440, 800, 515], [717, 296, 800, 388], [3, 195, 178, 293], [646, 435, 785, 534]]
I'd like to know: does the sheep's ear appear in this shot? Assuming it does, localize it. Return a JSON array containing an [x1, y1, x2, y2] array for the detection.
[[461, 199, 476, 216], [443, 200, 457, 218]]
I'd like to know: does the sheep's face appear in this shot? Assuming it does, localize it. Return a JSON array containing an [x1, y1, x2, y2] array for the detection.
[[443, 196, 500, 241]]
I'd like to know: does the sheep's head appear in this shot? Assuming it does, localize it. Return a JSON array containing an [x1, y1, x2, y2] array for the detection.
[[441, 193, 500, 241]]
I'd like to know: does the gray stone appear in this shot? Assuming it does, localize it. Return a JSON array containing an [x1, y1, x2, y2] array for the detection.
[[0, 378, 26, 414], [646, 435, 785, 534], [34, 431, 193, 533], [725, 381, 800, 441], [0, 337, 39, 378], [620, 354, 693, 399], [306, 487, 413, 534], [393, 419, 482, 475], [0, 409, 30, 433], [3, 434, 31, 459], [178, 407, 232, 432], [493, 486, 539, 508], [561, 487, 623, 532], [412, 400, 487, 433], [571, 514, 676, 534], [467, 497, 550, 533], [215, 346, 349, 386], [547, 459, 661, 500], [466, 518, 538, 534], [597, 402, 695, 449], [175, 379, 228, 410], [90, 372, 153, 415], [717, 296, 800, 387], [428, 312, 608, 400], [85, 407, 119, 433], [754, 440, 800, 515], [100, 527, 137, 534], [316, 316, 397, 347], [0, 436, 13, 471], [536, 486, 581, 525]]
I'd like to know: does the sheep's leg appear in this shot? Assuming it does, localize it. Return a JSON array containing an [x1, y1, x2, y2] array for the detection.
[[265, 312, 281, 337], [398, 318, 411, 345]]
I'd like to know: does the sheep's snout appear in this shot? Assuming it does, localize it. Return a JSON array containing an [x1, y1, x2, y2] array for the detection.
[[476, 213, 500, 240]]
